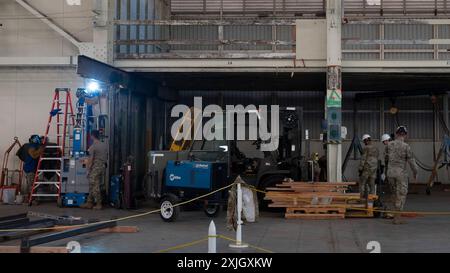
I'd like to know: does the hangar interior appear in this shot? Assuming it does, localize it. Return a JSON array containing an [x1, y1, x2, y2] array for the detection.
[[0, 0, 450, 253]]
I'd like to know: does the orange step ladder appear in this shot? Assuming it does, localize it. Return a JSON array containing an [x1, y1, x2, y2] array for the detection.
[[28, 88, 75, 206]]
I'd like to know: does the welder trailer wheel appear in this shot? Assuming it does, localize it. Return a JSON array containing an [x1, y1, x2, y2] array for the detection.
[[204, 204, 221, 218], [160, 194, 180, 222]]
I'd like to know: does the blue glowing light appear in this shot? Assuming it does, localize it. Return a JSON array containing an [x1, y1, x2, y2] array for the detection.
[[87, 81, 100, 93]]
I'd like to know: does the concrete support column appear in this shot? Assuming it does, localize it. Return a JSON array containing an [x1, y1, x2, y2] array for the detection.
[[325, 0, 343, 182]]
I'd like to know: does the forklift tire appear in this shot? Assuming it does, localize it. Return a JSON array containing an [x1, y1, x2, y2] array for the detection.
[[160, 194, 180, 222], [204, 204, 221, 218]]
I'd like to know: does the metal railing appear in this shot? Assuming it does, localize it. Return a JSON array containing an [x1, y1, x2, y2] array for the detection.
[[170, 0, 449, 17], [113, 18, 450, 60]]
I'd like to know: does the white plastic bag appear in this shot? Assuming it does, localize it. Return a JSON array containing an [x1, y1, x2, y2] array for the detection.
[[2, 188, 16, 204], [242, 187, 256, 222]]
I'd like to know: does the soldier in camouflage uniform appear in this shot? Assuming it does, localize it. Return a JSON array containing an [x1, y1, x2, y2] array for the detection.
[[386, 126, 418, 224], [380, 133, 395, 218], [80, 130, 108, 210], [358, 134, 379, 199]]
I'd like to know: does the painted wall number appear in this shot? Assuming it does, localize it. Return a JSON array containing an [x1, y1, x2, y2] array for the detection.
[[366, 241, 381, 253], [67, 241, 81, 253]]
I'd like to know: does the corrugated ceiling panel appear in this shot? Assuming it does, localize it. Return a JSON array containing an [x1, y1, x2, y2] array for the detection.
[[343, 24, 379, 50], [439, 25, 450, 50], [171, 25, 218, 51], [385, 24, 433, 50], [224, 25, 272, 50], [343, 53, 380, 60]]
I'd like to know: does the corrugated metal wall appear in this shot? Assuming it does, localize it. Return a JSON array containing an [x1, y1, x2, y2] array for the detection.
[[177, 90, 445, 141]]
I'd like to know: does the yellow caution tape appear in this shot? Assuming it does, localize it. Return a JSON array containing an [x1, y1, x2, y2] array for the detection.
[[154, 237, 209, 253], [0, 182, 237, 232], [246, 184, 268, 194], [346, 206, 450, 216], [218, 234, 275, 253], [2, 181, 450, 233], [154, 234, 275, 253]]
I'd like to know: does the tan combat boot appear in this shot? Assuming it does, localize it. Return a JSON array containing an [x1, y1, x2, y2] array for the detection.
[[393, 214, 405, 225], [80, 202, 94, 209], [93, 203, 103, 210]]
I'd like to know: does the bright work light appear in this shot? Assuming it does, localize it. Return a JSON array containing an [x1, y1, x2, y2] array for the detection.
[[87, 81, 100, 93]]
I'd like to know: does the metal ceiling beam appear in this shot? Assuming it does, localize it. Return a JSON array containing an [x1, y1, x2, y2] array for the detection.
[[113, 19, 297, 26], [355, 90, 449, 101], [0, 57, 77, 66], [116, 52, 296, 59], [114, 18, 450, 26], [77, 55, 156, 95], [346, 18, 450, 25], [14, 0, 81, 49]]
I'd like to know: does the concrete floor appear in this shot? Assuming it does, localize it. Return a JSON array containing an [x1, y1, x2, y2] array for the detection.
[[1, 190, 450, 253]]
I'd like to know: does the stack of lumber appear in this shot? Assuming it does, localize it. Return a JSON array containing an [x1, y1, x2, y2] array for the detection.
[[265, 181, 378, 219]]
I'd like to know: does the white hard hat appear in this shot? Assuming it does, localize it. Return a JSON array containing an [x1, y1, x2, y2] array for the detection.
[[381, 134, 391, 142], [362, 134, 371, 141]]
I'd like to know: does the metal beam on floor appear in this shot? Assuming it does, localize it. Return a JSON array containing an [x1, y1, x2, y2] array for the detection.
[[20, 221, 117, 253]]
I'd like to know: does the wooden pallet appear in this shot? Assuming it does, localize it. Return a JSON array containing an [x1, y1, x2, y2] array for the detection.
[[286, 207, 346, 214], [265, 180, 378, 219], [284, 206, 346, 219], [285, 213, 345, 220]]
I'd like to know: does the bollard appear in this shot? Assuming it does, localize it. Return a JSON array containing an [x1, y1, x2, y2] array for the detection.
[[208, 220, 217, 253], [229, 180, 249, 249]]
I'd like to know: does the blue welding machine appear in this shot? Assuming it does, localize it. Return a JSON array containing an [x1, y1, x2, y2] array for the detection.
[[160, 160, 228, 222], [165, 161, 227, 191], [61, 193, 87, 207]]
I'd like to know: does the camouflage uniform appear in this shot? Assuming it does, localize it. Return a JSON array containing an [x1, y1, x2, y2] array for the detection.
[[385, 139, 418, 211], [86, 141, 108, 205], [381, 145, 393, 213], [87, 162, 105, 204], [359, 143, 379, 198]]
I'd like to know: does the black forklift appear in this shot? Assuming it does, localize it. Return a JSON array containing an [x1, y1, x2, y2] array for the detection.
[[146, 107, 309, 222]]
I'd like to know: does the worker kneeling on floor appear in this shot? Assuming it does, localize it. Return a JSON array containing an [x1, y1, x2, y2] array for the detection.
[[386, 126, 418, 225], [358, 134, 379, 199], [80, 130, 108, 210]]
